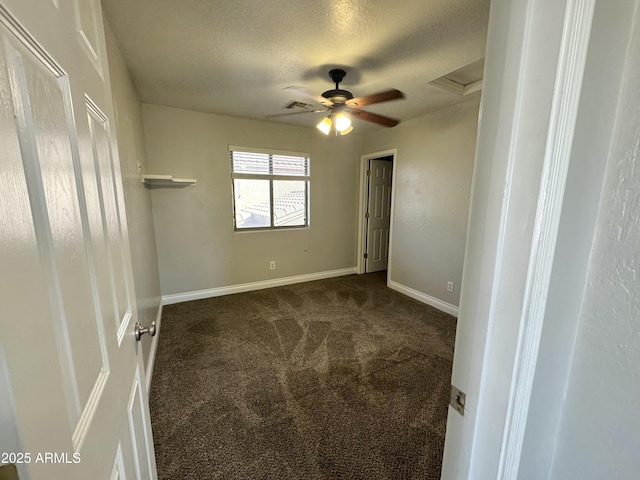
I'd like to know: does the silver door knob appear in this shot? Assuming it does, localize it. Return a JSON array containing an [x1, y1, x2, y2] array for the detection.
[[134, 321, 157, 341]]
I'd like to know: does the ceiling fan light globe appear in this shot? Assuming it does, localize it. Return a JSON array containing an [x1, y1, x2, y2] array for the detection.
[[339, 125, 354, 136], [335, 113, 351, 132], [317, 116, 332, 135]]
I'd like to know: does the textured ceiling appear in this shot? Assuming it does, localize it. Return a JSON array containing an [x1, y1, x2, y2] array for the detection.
[[102, 0, 490, 132]]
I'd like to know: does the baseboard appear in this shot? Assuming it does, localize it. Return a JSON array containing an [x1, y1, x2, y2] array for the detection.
[[145, 302, 162, 395], [388, 280, 459, 317], [162, 267, 358, 305]]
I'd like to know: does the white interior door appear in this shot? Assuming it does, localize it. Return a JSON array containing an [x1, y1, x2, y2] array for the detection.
[[0, 1, 156, 479], [365, 158, 393, 273]]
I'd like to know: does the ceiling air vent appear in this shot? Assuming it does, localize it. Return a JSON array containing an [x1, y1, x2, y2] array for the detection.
[[431, 58, 485, 96], [283, 100, 315, 111]]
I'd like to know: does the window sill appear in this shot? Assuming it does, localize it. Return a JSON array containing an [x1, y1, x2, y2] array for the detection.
[[233, 226, 310, 234]]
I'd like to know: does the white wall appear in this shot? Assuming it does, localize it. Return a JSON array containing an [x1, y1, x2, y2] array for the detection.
[[104, 19, 162, 370], [549, 2, 640, 477], [142, 104, 363, 297], [361, 98, 480, 312]]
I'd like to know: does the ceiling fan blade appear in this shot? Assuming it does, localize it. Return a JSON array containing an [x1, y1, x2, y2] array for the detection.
[[266, 108, 328, 118], [348, 107, 400, 127], [283, 86, 333, 106], [346, 89, 404, 107]]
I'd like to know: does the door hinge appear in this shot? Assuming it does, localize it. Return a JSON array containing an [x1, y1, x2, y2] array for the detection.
[[365, 212, 370, 219], [366, 169, 371, 176], [364, 253, 368, 259], [450, 384, 466, 416]]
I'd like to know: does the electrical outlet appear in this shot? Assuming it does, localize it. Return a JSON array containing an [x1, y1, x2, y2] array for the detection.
[[270, 261, 276, 270], [447, 281, 454, 292]]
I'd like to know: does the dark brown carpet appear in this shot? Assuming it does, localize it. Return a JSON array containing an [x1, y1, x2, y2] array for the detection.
[[150, 272, 456, 480]]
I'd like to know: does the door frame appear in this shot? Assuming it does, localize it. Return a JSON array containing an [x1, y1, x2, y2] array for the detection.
[[356, 148, 397, 276], [441, 0, 597, 478]]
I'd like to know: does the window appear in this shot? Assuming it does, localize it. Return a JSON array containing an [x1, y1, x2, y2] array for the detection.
[[230, 146, 310, 230]]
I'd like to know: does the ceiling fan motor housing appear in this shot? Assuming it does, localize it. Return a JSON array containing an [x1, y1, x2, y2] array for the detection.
[[323, 69, 353, 103], [321, 89, 353, 103]]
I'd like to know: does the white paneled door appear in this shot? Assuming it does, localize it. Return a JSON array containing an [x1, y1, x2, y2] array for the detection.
[[0, 1, 156, 479], [365, 158, 393, 273]]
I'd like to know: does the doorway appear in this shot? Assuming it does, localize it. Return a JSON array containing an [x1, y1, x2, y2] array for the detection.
[[357, 149, 396, 276]]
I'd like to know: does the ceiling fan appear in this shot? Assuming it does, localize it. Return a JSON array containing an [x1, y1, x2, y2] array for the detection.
[[275, 69, 405, 135]]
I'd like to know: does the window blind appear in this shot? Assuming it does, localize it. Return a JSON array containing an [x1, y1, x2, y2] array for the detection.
[[230, 150, 310, 176]]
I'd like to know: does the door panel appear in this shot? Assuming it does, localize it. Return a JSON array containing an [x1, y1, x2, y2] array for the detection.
[[0, 28, 75, 477], [366, 158, 393, 272], [1, 27, 77, 480], [110, 445, 126, 480], [86, 98, 132, 340], [0, 2, 156, 479], [72, 0, 103, 77], [5, 31, 111, 434], [127, 368, 155, 480]]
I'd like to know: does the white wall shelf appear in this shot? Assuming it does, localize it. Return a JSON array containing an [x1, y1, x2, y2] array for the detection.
[[142, 174, 197, 187]]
